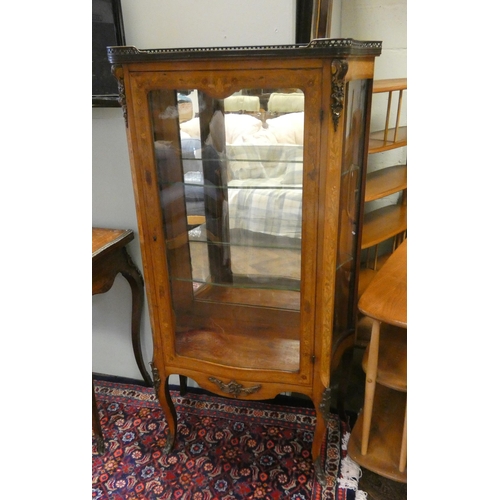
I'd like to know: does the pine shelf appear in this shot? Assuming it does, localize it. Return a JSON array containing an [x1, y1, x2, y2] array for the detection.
[[361, 325, 406, 391], [365, 164, 407, 202], [368, 126, 407, 153], [372, 78, 407, 93], [368, 78, 407, 154], [361, 78, 407, 252], [348, 384, 407, 483], [361, 204, 407, 250]]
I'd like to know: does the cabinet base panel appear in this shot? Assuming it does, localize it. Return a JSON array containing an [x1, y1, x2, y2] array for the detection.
[[175, 329, 300, 372]]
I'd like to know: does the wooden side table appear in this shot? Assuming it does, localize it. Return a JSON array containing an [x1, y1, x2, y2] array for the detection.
[[348, 239, 407, 482], [92, 227, 152, 451], [92, 227, 152, 386]]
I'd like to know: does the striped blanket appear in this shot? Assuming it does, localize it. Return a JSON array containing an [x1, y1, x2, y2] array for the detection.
[[226, 143, 303, 239]]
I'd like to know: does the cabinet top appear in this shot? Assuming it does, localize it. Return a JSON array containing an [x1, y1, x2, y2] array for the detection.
[[107, 38, 382, 64]]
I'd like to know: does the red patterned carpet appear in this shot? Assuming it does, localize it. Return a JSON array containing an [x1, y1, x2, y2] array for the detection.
[[92, 380, 364, 499]]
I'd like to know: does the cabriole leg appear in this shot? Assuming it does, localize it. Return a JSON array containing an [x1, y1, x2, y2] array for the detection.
[[151, 364, 177, 453], [92, 380, 105, 454], [312, 387, 331, 486]]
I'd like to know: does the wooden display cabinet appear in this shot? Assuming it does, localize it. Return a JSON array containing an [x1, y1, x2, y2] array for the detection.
[[107, 39, 381, 482]]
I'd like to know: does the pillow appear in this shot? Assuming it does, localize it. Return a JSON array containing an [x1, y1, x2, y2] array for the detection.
[[266, 112, 304, 145], [180, 114, 264, 146], [223, 113, 263, 144], [224, 95, 260, 112], [231, 128, 278, 145], [180, 117, 201, 139], [268, 92, 304, 113]]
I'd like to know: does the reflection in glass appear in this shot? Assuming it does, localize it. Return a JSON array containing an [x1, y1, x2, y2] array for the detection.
[[150, 88, 305, 369], [152, 89, 304, 296], [334, 79, 369, 333]]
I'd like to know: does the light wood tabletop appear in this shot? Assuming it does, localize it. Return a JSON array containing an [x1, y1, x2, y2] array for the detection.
[[358, 239, 407, 328]]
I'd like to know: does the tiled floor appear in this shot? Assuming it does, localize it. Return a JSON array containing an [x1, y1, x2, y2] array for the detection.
[[331, 346, 407, 500]]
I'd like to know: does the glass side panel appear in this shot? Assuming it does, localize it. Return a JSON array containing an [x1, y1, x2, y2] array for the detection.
[[334, 79, 369, 334], [150, 88, 304, 371]]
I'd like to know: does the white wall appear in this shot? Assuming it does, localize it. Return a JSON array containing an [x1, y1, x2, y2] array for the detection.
[[93, 107, 147, 380], [92, 0, 407, 382], [341, 0, 407, 80], [341, 0, 407, 216], [121, 0, 296, 48]]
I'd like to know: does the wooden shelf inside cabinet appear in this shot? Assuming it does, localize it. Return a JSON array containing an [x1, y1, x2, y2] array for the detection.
[[365, 165, 407, 202], [361, 204, 407, 250], [176, 328, 300, 372]]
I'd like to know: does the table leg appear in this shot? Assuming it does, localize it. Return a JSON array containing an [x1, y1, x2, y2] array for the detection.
[[399, 401, 407, 472], [361, 319, 380, 455], [179, 375, 188, 395], [92, 380, 105, 454], [120, 248, 153, 387]]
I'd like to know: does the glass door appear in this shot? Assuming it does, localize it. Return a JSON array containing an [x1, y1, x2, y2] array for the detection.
[[149, 86, 307, 372]]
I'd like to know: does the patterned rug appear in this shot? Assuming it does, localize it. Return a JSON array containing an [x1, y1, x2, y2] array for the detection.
[[92, 380, 364, 499]]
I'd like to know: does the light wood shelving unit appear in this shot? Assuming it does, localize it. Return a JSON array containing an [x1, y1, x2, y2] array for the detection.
[[348, 81, 408, 480], [357, 78, 407, 347], [368, 78, 407, 154], [358, 78, 407, 300]]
